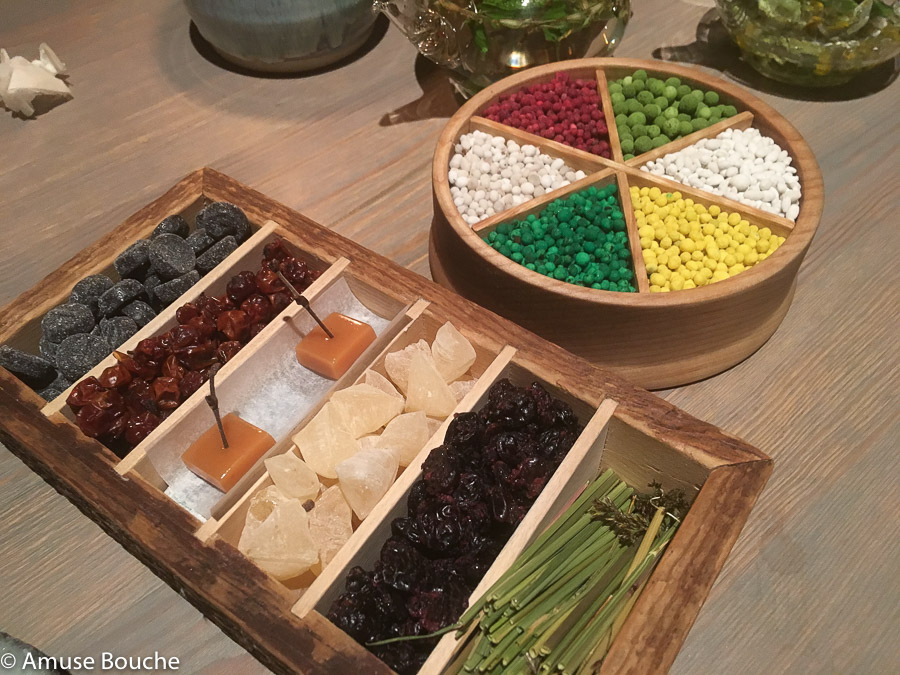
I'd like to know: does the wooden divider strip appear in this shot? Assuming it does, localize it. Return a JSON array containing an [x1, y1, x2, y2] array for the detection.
[[42, 221, 282, 418], [469, 116, 616, 176], [419, 398, 619, 673], [291, 345, 518, 619], [596, 69, 624, 164], [617, 172, 651, 293], [114, 255, 351, 478], [622, 165, 795, 236], [204, 297, 431, 522], [626, 110, 755, 168], [473, 169, 617, 235]]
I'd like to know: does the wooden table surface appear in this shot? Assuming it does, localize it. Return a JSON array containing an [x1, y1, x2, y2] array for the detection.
[[1, 0, 897, 673]]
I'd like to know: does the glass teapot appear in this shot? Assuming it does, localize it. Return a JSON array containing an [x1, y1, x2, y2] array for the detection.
[[374, 0, 631, 96]]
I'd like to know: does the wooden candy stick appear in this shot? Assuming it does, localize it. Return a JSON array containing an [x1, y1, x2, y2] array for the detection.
[[205, 364, 228, 449], [270, 260, 335, 338]]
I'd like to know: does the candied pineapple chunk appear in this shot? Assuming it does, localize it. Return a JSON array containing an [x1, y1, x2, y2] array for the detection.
[[377, 410, 431, 467], [384, 339, 431, 394], [238, 486, 318, 581], [336, 448, 399, 519], [432, 322, 476, 382], [309, 485, 353, 568], [265, 450, 320, 501], [293, 402, 359, 479], [363, 370, 402, 399], [450, 379, 477, 403], [331, 383, 404, 438], [405, 350, 457, 418]]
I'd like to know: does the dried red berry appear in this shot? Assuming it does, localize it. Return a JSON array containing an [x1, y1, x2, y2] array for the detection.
[[98, 364, 132, 390], [216, 309, 250, 342]]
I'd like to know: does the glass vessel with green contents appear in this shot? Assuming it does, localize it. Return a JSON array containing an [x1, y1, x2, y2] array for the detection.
[[484, 184, 637, 292], [716, 0, 900, 86], [375, 0, 631, 96]]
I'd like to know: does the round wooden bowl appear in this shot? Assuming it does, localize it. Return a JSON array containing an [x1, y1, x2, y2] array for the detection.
[[430, 58, 823, 389]]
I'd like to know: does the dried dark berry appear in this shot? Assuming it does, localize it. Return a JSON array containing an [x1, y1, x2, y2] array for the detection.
[[41, 302, 95, 343], [99, 316, 139, 349], [98, 363, 132, 389], [125, 410, 161, 445], [185, 227, 214, 254], [196, 235, 238, 274], [69, 274, 114, 315], [149, 233, 196, 280], [216, 340, 242, 364], [196, 202, 250, 242], [154, 270, 200, 306], [226, 271, 258, 304], [121, 300, 157, 328], [114, 239, 151, 279], [151, 214, 189, 239], [263, 239, 290, 262], [240, 294, 272, 324], [328, 379, 582, 670], [255, 267, 284, 294], [97, 279, 145, 317], [179, 369, 207, 399], [269, 291, 291, 315]]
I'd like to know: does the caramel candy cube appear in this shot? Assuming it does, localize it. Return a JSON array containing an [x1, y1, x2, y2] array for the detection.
[[182, 413, 275, 492], [295, 313, 376, 379]]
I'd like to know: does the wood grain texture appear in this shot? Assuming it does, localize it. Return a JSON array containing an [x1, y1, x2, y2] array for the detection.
[[430, 58, 823, 389], [0, 1, 897, 673]]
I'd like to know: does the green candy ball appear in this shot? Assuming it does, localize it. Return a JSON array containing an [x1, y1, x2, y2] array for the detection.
[[643, 103, 661, 119], [651, 135, 669, 148], [636, 90, 654, 105], [648, 79, 665, 96], [704, 90, 719, 105], [630, 124, 647, 138], [646, 124, 661, 139], [663, 85, 678, 101], [620, 137, 634, 154], [663, 106, 679, 119], [662, 118, 680, 137], [609, 82, 623, 94], [622, 83, 636, 97], [691, 117, 709, 131], [678, 120, 694, 136], [611, 91, 626, 104], [626, 98, 643, 113], [678, 94, 699, 114], [722, 104, 738, 117], [633, 69, 648, 81], [634, 136, 653, 154], [627, 111, 646, 126], [676, 84, 692, 98], [664, 76, 680, 87]]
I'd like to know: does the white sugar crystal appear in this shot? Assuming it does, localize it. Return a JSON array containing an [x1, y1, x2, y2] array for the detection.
[[642, 127, 802, 219], [448, 129, 581, 225]]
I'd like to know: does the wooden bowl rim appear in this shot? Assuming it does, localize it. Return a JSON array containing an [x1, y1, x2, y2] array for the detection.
[[432, 58, 824, 307]]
